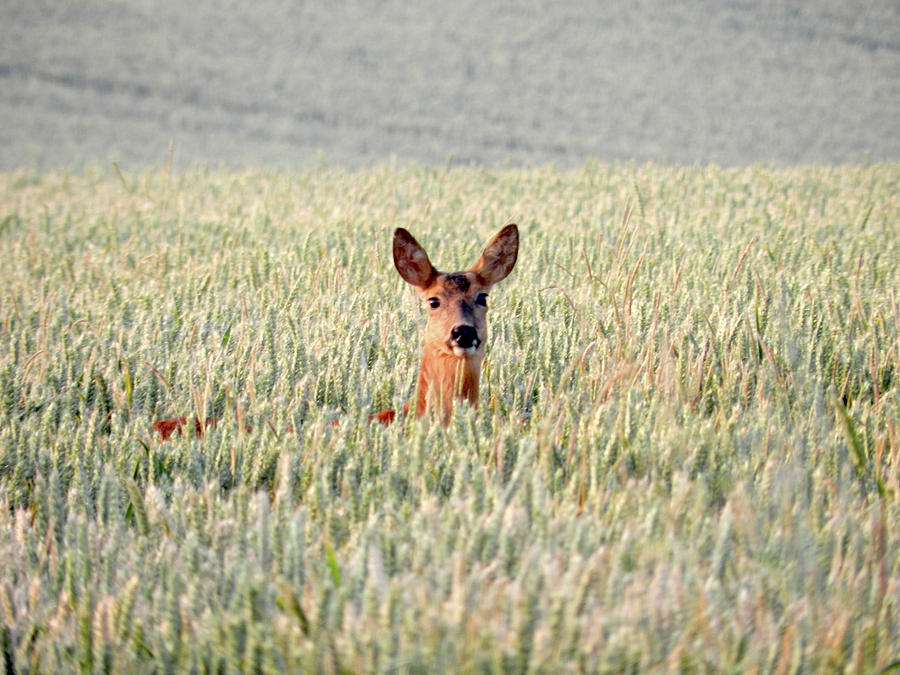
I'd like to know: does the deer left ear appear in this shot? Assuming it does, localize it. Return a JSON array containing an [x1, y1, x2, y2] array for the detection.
[[393, 228, 438, 289], [471, 224, 518, 286]]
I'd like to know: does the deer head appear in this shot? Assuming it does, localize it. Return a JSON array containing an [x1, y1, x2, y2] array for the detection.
[[393, 224, 519, 419]]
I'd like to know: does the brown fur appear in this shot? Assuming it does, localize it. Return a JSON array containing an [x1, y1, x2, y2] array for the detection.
[[392, 224, 518, 424], [152, 416, 222, 440]]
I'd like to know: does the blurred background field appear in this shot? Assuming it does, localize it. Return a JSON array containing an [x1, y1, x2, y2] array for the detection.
[[2, 0, 899, 170]]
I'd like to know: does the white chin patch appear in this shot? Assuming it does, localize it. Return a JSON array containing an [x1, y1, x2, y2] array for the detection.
[[452, 345, 479, 357]]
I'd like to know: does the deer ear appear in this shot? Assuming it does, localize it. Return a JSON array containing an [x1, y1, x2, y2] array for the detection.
[[471, 224, 518, 286], [393, 228, 437, 288]]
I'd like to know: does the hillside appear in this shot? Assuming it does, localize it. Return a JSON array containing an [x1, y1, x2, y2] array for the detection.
[[2, 1, 899, 170]]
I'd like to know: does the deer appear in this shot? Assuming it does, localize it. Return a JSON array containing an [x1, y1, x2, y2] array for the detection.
[[386, 223, 519, 424], [152, 224, 518, 439]]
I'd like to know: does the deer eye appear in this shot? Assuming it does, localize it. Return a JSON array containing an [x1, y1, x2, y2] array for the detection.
[[428, 297, 441, 309], [475, 293, 488, 307]]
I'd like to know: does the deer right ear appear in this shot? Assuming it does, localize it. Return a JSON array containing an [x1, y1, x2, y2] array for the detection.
[[471, 224, 518, 286], [393, 228, 437, 289]]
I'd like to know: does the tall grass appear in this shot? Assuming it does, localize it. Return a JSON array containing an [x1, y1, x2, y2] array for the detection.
[[1, 163, 898, 672]]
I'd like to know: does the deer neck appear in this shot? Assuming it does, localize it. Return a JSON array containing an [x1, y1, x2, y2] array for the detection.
[[416, 343, 482, 420]]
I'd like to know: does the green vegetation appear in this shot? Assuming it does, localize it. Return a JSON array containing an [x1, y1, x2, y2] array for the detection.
[[1, 163, 898, 672]]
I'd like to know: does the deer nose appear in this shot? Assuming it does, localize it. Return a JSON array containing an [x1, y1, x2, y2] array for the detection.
[[451, 325, 479, 349]]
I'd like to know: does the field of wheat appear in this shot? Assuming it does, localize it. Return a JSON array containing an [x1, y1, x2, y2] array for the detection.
[[1, 163, 898, 672]]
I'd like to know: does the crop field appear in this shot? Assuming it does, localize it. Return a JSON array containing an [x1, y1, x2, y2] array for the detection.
[[0, 163, 898, 672]]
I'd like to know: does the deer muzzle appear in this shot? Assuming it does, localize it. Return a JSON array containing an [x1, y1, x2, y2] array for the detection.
[[450, 324, 480, 354]]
